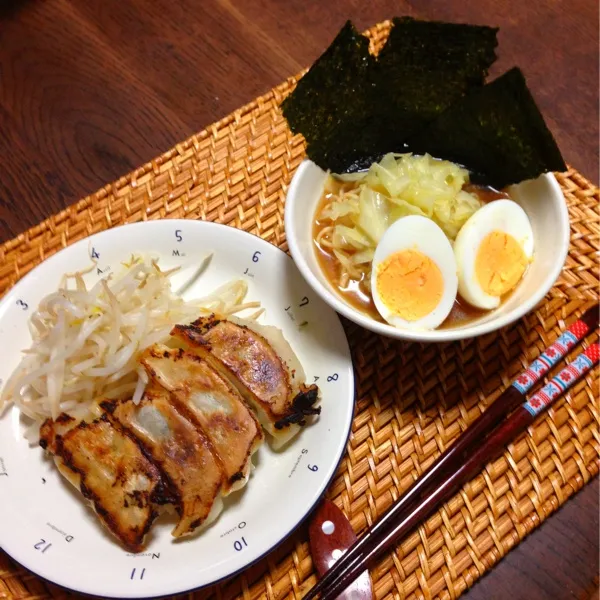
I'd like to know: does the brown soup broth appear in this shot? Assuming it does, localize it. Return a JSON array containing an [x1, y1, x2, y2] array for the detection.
[[312, 180, 510, 329]]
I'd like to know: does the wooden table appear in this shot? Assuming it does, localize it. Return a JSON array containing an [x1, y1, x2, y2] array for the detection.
[[0, 1, 598, 598]]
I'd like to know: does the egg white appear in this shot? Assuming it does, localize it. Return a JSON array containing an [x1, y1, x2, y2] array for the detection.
[[371, 215, 458, 330], [453, 199, 534, 310]]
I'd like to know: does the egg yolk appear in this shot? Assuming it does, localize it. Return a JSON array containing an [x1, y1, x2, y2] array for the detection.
[[375, 249, 444, 321], [475, 231, 528, 297]]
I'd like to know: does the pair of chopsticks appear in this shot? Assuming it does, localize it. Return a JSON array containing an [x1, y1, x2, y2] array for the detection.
[[305, 306, 599, 600]]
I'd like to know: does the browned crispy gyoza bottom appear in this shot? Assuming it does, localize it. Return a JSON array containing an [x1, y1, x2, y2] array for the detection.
[[40, 314, 321, 551]]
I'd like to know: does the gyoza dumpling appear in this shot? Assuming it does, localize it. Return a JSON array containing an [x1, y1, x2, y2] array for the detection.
[[171, 314, 321, 448], [102, 386, 225, 538], [140, 345, 263, 494], [40, 413, 171, 552]]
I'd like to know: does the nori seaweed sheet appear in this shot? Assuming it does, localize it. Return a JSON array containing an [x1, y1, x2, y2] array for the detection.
[[407, 67, 567, 187], [282, 21, 384, 173], [281, 22, 374, 159], [282, 17, 498, 173], [373, 17, 498, 152], [282, 18, 566, 184]]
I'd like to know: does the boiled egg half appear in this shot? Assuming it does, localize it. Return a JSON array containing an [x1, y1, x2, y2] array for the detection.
[[371, 215, 458, 330], [453, 199, 534, 310]]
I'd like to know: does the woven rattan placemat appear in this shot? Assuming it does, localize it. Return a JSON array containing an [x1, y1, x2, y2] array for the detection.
[[0, 20, 598, 600]]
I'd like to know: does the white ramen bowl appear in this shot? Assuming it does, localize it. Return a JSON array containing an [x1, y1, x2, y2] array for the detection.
[[284, 159, 570, 342]]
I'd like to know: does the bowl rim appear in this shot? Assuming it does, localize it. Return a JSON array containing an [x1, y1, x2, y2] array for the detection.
[[284, 159, 570, 342]]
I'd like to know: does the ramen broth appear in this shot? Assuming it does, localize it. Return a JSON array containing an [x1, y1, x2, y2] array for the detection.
[[312, 178, 510, 329]]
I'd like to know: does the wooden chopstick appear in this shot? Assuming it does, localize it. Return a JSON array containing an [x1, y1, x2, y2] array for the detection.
[[313, 341, 600, 600], [304, 306, 599, 600]]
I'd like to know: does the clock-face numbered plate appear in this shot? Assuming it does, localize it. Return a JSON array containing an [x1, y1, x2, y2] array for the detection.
[[0, 220, 354, 598]]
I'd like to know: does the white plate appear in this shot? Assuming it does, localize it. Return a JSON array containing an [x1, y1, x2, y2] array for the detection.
[[0, 220, 354, 598]]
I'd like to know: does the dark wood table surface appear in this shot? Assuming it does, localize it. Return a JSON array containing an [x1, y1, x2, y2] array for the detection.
[[0, 1, 598, 598]]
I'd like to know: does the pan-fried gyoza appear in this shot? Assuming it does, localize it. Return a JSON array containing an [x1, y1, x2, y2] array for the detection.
[[140, 345, 263, 494], [171, 315, 321, 448], [40, 413, 173, 552], [102, 385, 226, 538], [38, 309, 321, 551]]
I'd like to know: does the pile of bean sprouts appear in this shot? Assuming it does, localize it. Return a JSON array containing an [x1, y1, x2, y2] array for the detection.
[[0, 254, 260, 434]]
